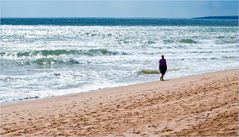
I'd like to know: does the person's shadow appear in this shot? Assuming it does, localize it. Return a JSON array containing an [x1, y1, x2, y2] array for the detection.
[[162, 80, 169, 81]]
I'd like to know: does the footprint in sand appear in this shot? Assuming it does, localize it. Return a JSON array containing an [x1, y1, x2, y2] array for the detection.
[[161, 127, 173, 132]]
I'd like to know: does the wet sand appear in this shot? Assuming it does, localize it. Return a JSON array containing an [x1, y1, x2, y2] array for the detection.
[[1, 69, 238, 136]]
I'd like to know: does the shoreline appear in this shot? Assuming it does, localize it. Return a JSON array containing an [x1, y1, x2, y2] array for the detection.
[[1, 69, 238, 136], [1, 69, 236, 106]]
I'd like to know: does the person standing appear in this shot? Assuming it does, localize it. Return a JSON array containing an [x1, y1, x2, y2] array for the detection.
[[159, 55, 167, 81]]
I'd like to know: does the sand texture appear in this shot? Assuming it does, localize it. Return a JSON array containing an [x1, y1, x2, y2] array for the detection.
[[1, 69, 238, 136]]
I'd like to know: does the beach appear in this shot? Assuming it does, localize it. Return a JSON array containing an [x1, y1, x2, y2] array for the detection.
[[1, 69, 238, 136]]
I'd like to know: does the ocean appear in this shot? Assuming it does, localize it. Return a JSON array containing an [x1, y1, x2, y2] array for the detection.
[[0, 18, 238, 104]]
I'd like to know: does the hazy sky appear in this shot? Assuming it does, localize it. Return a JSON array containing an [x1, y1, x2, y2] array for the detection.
[[1, 0, 238, 18]]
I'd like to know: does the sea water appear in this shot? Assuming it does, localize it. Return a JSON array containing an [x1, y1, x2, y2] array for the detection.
[[0, 18, 238, 103]]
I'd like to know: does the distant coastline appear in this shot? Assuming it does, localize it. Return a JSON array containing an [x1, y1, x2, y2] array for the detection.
[[194, 16, 238, 19]]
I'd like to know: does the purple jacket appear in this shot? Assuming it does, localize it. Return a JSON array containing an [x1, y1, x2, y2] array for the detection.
[[159, 59, 167, 67]]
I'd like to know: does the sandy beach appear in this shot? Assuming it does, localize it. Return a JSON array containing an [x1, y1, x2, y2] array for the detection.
[[0, 69, 238, 136]]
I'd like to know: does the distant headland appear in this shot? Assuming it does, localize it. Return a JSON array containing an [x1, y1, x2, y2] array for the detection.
[[194, 16, 238, 19]]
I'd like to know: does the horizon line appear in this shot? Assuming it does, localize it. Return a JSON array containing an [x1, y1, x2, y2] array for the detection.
[[1, 15, 238, 19]]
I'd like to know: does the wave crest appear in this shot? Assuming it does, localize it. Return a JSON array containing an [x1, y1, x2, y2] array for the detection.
[[14, 58, 80, 65], [179, 39, 197, 44], [0, 49, 128, 58]]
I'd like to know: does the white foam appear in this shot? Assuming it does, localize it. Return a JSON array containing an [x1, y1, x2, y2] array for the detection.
[[0, 25, 238, 104]]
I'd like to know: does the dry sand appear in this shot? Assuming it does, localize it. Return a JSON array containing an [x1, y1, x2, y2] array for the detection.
[[0, 69, 238, 136]]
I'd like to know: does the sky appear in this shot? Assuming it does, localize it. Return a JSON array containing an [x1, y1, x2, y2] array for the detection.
[[1, 0, 238, 18]]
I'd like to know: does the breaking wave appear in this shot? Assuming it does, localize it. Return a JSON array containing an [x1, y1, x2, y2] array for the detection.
[[179, 39, 197, 44], [0, 49, 129, 58], [163, 39, 197, 44]]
